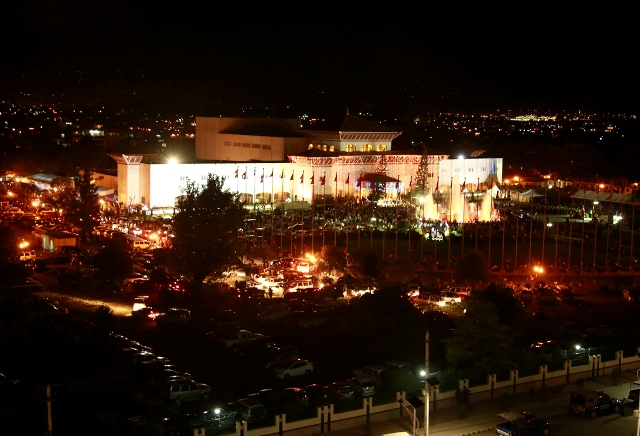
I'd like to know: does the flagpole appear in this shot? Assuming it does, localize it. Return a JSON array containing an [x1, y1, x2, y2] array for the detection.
[[606, 184, 611, 269], [474, 178, 479, 250], [323, 172, 326, 248], [630, 188, 636, 270], [568, 188, 573, 269], [261, 168, 265, 246], [618, 187, 624, 266], [593, 187, 599, 268], [528, 186, 534, 268], [461, 179, 466, 259], [515, 183, 520, 270], [448, 177, 452, 268], [334, 173, 337, 247], [281, 169, 284, 254], [555, 185, 560, 269], [580, 188, 585, 270], [300, 171, 304, 258], [311, 171, 315, 254], [271, 166, 274, 250], [290, 169, 294, 256], [542, 183, 547, 268]]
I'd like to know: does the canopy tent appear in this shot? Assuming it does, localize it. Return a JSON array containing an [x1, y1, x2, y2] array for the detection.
[[357, 173, 401, 185], [571, 189, 635, 204]]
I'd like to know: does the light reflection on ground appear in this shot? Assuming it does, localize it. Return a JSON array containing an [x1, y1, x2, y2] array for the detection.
[[36, 290, 132, 317]]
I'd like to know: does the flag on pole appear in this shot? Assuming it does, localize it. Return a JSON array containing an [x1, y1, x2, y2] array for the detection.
[[436, 176, 439, 191], [334, 174, 337, 183], [409, 176, 412, 187], [477, 178, 480, 191], [290, 172, 294, 181], [356, 178, 361, 188], [310, 173, 314, 185], [300, 171, 304, 184], [260, 174, 264, 183], [242, 170, 247, 180], [234, 169, 238, 178], [269, 169, 274, 178], [461, 178, 466, 193], [253, 168, 256, 176], [345, 174, 350, 184], [280, 169, 284, 179], [320, 175, 326, 185]]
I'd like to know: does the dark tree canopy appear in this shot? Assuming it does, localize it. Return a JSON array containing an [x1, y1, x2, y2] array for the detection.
[[318, 245, 347, 274], [443, 301, 515, 373], [93, 240, 134, 283], [172, 174, 245, 284]]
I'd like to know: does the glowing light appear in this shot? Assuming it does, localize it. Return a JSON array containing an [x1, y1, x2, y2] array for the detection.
[[168, 158, 177, 165]]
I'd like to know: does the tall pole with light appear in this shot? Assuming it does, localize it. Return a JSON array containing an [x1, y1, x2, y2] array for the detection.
[[594, 184, 602, 267]]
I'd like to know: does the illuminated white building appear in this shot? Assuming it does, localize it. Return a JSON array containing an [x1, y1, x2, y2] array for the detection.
[[110, 113, 503, 222]]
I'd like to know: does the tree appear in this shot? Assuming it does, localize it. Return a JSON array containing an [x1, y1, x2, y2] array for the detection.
[[454, 249, 488, 282], [172, 174, 245, 285], [250, 245, 277, 266], [93, 240, 134, 283], [53, 136, 105, 243], [414, 150, 430, 196], [65, 170, 100, 244], [443, 301, 515, 373], [318, 245, 347, 274]]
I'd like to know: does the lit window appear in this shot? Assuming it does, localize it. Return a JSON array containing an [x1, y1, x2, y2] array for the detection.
[[346, 144, 356, 152], [316, 144, 322, 150], [360, 144, 372, 152], [322, 144, 327, 151], [376, 144, 387, 152], [308, 144, 314, 150], [329, 145, 335, 152]]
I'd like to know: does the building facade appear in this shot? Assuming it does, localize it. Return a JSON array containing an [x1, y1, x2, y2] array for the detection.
[[111, 114, 503, 222]]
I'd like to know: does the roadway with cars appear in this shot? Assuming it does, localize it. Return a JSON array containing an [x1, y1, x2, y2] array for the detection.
[[327, 370, 640, 436]]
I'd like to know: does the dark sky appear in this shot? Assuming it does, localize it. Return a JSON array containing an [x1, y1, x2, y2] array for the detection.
[[1, 2, 636, 115]]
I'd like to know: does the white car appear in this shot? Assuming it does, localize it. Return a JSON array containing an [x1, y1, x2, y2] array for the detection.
[[219, 330, 267, 348], [19, 250, 37, 261], [439, 292, 462, 304], [273, 359, 313, 379]]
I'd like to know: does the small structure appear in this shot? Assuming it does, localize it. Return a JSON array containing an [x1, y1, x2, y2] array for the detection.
[[41, 230, 78, 252]]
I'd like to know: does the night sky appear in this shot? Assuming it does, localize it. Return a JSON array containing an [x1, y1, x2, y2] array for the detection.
[[1, 2, 636, 115]]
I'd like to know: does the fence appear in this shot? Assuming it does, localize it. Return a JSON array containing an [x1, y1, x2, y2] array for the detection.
[[210, 348, 640, 436]]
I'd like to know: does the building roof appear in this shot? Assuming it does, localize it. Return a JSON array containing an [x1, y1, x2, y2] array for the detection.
[[219, 118, 302, 137], [301, 114, 397, 134], [290, 148, 446, 158], [27, 173, 66, 184]]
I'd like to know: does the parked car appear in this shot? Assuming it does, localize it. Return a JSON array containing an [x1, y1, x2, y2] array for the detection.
[[348, 377, 376, 397], [353, 365, 388, 386], [260, 346, 299, 369], [439, 292, 462, 304], [228, 398, 268, 426], [167, 380, 211, 402], [325, 382, 355, 402], [298, 309, 331, 328], [257, 303, 290, 322], [495, 411, 550, 436], [273, 359, 313, 378], [529, 340, 588, 361], [155, 308, 191, 325], [219, 330, 267, 348], [570, 390, 621, 418], [234, 337, 277, 359], [19, 250, 37, 262]]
